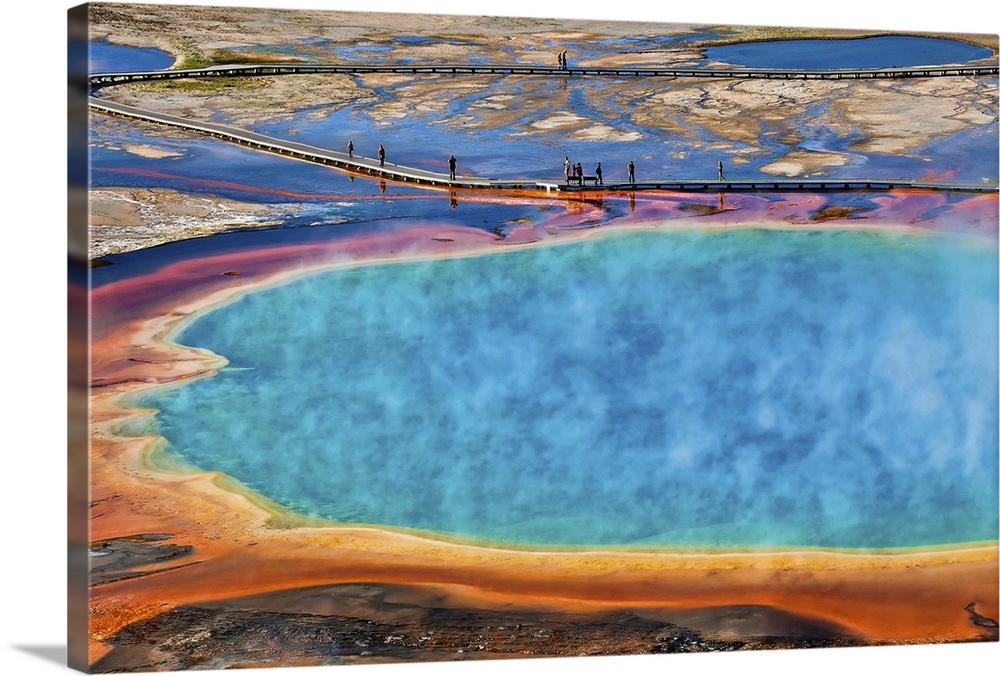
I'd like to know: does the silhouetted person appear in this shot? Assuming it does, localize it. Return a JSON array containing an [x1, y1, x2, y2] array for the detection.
[[448, 154, 457, 180], [564, 156, 571, 182], [627, 160, 635, 183], [595, 162, 603, 186], [378, 144, 385, 167], [347, 140, 354, 158], [718, 160, 725, 181], [575, 162, 583, 184]]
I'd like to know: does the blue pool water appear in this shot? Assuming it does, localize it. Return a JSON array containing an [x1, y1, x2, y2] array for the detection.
[[89, 39, 174, 73], [140, 229, 999, 549], [705, 35, 993, 70]]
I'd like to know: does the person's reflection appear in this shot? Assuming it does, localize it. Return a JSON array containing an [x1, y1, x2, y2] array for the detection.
[[629, 192, 635, 212], [379, 180, 386, 194], [718, 192, 725, 211], [450, 191, 458, 209]]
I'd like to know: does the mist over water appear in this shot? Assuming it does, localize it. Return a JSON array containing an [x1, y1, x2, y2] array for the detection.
[[142, 229, 999, 549]]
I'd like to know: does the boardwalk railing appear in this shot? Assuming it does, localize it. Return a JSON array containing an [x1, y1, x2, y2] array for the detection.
[[89, 97, 999, 195], [89, 61, 1000, 88]]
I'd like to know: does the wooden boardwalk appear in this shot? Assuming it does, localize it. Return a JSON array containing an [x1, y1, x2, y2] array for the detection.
[[90, 98, 998, 195], [89, 61, 1000, 88], [90, 98, 523, 189]]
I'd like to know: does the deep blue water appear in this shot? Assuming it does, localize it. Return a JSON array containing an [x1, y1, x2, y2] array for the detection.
[[138, 229, 999, 549], [89, 39, 174, 73], [705, 35, 993, 70]]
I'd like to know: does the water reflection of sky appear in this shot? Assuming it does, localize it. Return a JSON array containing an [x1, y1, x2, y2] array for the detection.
[[89, 38, 997, 228], [706, 35, 994, 69], [253, 73, 997, 183], [89, 39, 174, 73]]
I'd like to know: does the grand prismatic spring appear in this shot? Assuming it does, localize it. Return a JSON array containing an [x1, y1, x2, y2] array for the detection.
[[73, 2, 1000, 673]]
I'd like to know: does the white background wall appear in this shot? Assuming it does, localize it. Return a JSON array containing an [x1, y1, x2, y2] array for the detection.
[[2, 1, 997, 675]]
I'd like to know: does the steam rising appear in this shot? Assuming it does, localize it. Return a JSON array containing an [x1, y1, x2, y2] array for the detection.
[[145, 229, 999, 548]]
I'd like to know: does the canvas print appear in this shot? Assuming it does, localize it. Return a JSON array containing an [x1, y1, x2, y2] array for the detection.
[[68, 1, 1000, 672]]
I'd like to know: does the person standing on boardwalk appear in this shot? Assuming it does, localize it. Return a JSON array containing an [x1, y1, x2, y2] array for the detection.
[[448, 154, 457, 180], [627, 160, 635, 183], [718, 160, 725, 181], [347, 140, 354, 158], [575, 162, 583, 184], [595, 162, 603, 186], [564, 156, 571, 182], [378, 144, 385, 167]]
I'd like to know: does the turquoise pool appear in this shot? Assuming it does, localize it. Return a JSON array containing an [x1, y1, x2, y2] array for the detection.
[[139, 228, 999, 549]]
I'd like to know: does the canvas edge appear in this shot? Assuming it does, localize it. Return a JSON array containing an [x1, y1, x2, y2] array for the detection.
[[68, 2, 92, 673]]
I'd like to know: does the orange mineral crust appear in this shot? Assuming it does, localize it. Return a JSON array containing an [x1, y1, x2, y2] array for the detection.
[[86, 216, 999, 666]]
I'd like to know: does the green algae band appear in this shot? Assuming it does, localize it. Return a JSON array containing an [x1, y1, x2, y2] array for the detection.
[[143, 229, 999, 549]]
